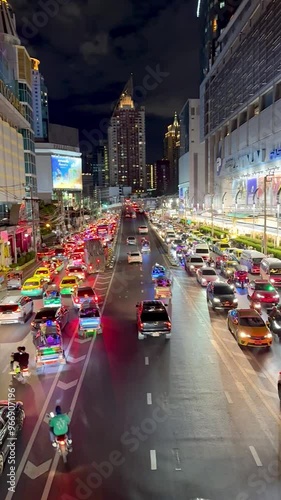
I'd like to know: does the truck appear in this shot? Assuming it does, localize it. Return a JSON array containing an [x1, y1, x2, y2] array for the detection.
[[84, 238, 105, 274]]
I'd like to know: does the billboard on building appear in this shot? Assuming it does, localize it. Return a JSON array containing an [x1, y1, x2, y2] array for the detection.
[[51, 155, 82, 191], [246, 178, 257, 204]]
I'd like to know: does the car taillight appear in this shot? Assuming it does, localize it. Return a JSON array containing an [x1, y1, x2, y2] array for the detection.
[[140, 322, 144, 329], [165, 322, 171, 328], [75, 298, 79, 303], [57, 438, 65, 444], [95, 296, 98, 302], [89, 265, 92, 269], [16, 307, 21, 312]]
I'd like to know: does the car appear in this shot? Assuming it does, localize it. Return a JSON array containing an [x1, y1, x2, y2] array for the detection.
[[206, 281, 238, 310], [138, 226, 148, 234], [59, 276, 80, 294], [79, 301, 102, 336], [247, 280, 279, 307], [74, 286, 99, 308], [127, 236, 137, 245], [65, 264, 86, 281], [33, 267, 53, 283], [0, 400, 25, 476], [171, 239, 184, 250], [184, 255, 205, 274], [227, 308, 272, 348], [31, 306, 68, 332], [0, 295, 33, 324], [136, 300, 171, 340], [220, 260, 238, 278], [196, 267, 218, 286], [141, 241, 151, 253], [128, 251, 142, 264], [21, 277, 47, 297]]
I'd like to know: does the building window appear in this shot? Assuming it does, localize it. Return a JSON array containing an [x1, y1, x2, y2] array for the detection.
[[191, 108, 195, 116], [260, 90, 273, 111]]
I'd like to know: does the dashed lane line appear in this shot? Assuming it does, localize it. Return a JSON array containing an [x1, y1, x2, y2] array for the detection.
[[150, 450, 157, 470], [249, 446, 263, 466], [147, 393, 152, 405], [145, 357, 149, 365]]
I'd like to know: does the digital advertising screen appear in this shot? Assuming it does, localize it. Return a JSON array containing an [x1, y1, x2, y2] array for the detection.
[[51, 155, 82, 191]]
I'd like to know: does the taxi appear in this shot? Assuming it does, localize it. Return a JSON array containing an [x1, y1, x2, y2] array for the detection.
[[50, 258, 64, 273], [220, 260, 238, 278], [33, 267, 53, 283], [21, 277, 46, 297], [59, 276, 80, 295], [227, 308, 272, 348]]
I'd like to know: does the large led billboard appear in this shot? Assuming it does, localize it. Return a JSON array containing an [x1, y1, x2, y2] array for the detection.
[[51, 155, 82, 191]]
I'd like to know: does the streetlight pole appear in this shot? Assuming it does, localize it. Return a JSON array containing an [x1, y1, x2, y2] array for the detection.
[[221, 192, 227, 230], [263, 173, 274, 255], [252, 188, 259, 239], [276, 186, 281, 246], [211, 194, 214, 237]]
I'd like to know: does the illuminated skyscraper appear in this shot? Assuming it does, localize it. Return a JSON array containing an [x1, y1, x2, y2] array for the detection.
[[108, 75, 146, 192], [31, 58, 49, 139], [163, 112, 180, 194]]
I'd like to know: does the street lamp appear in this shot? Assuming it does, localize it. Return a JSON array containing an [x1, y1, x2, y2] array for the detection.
[[276, 186, 281, 246], [263, 173, 274, 255], [221, 192, 227, 214], [211, 194, 215, 237], [252, 188, 259, 239], [235, 189, 241, 217]]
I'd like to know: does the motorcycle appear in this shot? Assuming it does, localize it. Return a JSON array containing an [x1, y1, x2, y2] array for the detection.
[[10, 364, 30, 384], [47, 413, 72, 463], [249, 300, 262, 313], [234, 276, 249, 289], [267, 316, 281, 341]]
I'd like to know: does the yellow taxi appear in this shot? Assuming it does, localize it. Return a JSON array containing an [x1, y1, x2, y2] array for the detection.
[[21, 277, 46, 297], [33, 267, 53, 283], [227, 308, 272, 348], [232, 248, 243, 260], [59, 275, 80, 295]]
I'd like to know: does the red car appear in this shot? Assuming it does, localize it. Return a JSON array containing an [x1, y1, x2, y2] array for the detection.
[[247, 280, 279, 306]]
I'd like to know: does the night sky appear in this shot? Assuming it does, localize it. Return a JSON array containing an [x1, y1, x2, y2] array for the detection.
[[14, 0, 200, 162]]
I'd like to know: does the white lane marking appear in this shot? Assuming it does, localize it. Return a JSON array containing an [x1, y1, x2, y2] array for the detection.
[[57, 380, 78, 391], [24, 459, 52, 480], [68, 355, 86, 364], [150, 450, 157, 470], [208, 355, 215, 364], [249, 446, 263, 466], [172, 448, 182, 471], [145, 356, 149, 365], [2, 363, 9, 373], [245, 368, 267, 378], [40, 217, 124, 500], [224, 391, 233, 404], [147, 393, 152, 405]]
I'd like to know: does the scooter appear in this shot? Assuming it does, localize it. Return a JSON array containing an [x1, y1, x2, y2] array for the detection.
[[267, 316, 281, 341], [10, 364, 30, 384]]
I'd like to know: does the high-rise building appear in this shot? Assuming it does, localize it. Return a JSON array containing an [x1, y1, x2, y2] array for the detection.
[[108, 75, 146, 192], [146, 164, 156, 192], [31, 58, 49, 139], [163, 112, 180, 194], [178, 99, 205, 208], [16, 46, 37, 194], [197, 0, 243, 80], [200, 0, 281, 213], [155, 159, 170, 196]]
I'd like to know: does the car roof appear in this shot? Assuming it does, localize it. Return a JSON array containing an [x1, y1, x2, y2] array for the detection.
[[201, 267, 216, 272], [142, 300, 165, 308], [25, 277, 40, 282], [36, 267, 49, 271], [213, 281, 232, 288], [35, 307, 58, 315], [236, 309, 261, 318], [1, 295, 21, 304], [252, 279, 270, 284]]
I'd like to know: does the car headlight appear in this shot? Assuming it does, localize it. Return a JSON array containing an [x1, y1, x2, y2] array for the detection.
[[239, 332, 251, 338], [273, 321, 281, 329], [201, 279, 207, 284], [233, 298, 238, 303], [190, 265, 194, 270], [213, 298, 220, 303], [226, 270, 231, 274], [256, 294, 262, 298], [274, 295, 279, 299], [270, 278, 275, 283], [265, 333, 273, 338]]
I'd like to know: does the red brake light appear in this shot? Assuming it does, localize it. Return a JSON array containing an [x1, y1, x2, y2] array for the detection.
[[57, 438, 65, 444], [95, 296, 98, 302], [16, 307, 21, 312], [75, 298, 79, 303], [140, 322, 144, 329], [165, 322, 171, 328], [89, 265, 92, 269]]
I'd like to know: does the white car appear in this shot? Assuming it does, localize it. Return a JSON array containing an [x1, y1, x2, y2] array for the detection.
[[128, 252, 142, 264], [196, 267, 218, 286], [0, 295, 33, 324], [141, 242, 150, 253], [138, 226, 148, 234], [127, 236, 137, 245]]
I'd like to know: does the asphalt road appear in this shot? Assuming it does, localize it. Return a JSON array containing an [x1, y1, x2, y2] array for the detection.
[[0, 214, 281, 500]]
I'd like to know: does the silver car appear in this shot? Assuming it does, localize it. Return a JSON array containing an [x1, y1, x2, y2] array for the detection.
[[196, 267, 219, 286], [0, 295, 33, 324]]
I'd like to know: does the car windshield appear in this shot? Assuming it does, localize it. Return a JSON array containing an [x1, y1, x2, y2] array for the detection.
[[131, 253, 140, 257], [68, 267, 82, 272], [270, 267, 281, 275], [25, 281, 40, 287], [195, 249, 209, 253], [252, 258, 262, 264], [80, 308, 100, 318], [63, 278, 76, 284], [255, 283, 275, 291], [78, 288, 94, 296], [128, 237, 135, 240], [239, 317, 265, 327], [202, 269, 216, 275], [173, 240, 182, 244], [0, 304, 18, 312], [215, 285, 233, 295], [35, 309, 56, 319], [190, 258, 203, 263], [141, 311, 168, 322], [36, 270, 48, 275]]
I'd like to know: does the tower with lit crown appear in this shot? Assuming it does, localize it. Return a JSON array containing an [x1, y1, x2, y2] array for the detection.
[[31, 58, 49, 139], [108, 75, 146, 192], [164, 112, 180, 194]]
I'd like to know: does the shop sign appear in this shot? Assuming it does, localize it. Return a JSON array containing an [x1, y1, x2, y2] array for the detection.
[[0, 80, 25, 116], [269, 149, 281, 160]]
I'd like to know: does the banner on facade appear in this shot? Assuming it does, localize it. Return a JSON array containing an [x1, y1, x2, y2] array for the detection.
[[246, 178, 257, 204]]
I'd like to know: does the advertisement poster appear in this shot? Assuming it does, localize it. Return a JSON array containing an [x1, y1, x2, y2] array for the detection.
[[246, 178, 257, 204], [231, 178, 246, 205], [52, 155, 82, 191]]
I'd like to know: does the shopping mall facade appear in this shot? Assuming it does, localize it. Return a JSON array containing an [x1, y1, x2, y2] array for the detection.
[[200, 0, 281, 212]]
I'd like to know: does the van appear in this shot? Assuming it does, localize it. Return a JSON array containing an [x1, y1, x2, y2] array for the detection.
[[240, 250, 265, 274], [260, 257, 281, 286], [193, 243, 210, 260]]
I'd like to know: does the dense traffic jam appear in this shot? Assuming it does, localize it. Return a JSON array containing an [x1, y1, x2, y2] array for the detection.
[[0, 214, 118, 471], [147, 214, 281, 399]]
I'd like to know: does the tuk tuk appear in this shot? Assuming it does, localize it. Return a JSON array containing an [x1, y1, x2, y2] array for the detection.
[[220, 260, 239, 278], [151, 263, 166, 281], [43, 285, 62, 307], [78, 301, 102, 337], [234, 264, 249, 288], [35, 322, 65, 368], [154, 278, 172, 301], [7, 271, 23, 290]]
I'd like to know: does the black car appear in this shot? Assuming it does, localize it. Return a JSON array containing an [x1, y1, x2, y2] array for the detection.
[[30, 306, 68, 332], [0, 401, 25, 476], [136, 300, 171, 340], [206, 282, 238, 310]]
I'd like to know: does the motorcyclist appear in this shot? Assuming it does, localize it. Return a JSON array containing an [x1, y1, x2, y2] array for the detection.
[[49, 405, 72, 448], [10, 346, 29, 372], [268, 305, 281, 321]]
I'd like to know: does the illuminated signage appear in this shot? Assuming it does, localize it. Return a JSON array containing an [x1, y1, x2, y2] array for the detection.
[[269, 149, 281, 160], [0, 80, 25, 116], [51, 155, 82, 191]]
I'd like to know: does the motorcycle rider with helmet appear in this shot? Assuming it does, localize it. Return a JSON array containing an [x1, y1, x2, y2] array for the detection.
[[49, 405, 72, 450]]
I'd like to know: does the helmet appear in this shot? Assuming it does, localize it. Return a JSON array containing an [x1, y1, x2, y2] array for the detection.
[[55, 405, 62, 415]]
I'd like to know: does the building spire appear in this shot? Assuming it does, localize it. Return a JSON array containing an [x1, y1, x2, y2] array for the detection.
[[115, 74, 134, 111], [173, 111, 179, 127], [0, 0, 20, 42]]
